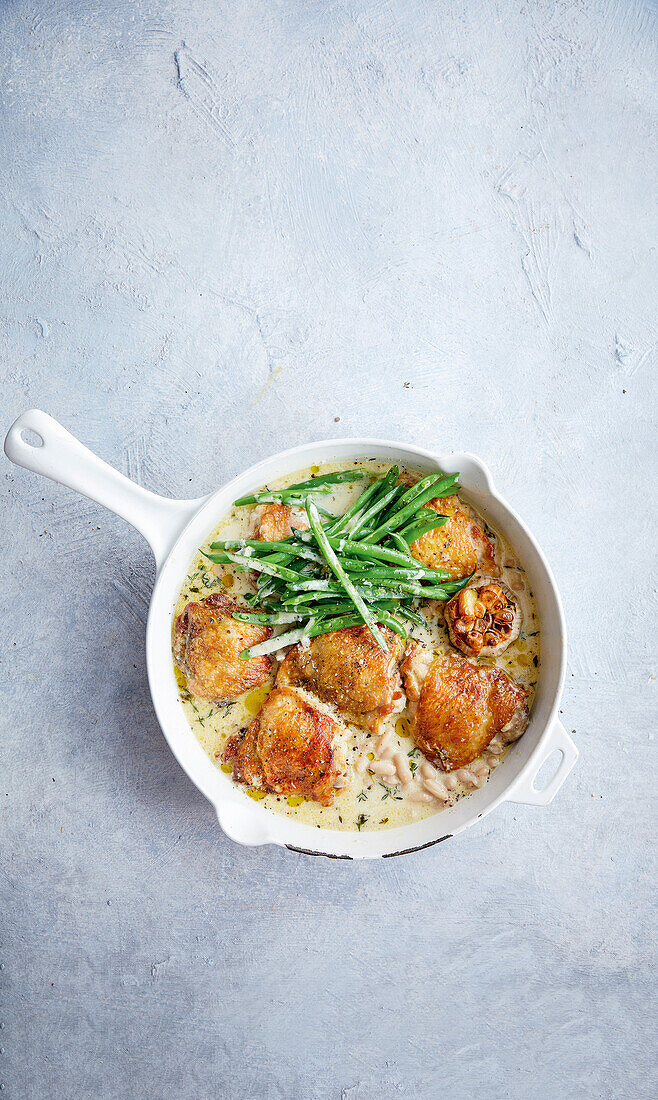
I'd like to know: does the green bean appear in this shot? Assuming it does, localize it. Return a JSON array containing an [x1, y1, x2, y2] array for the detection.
[[309, 608, 407, 639], [282, 589, 347, 607], [355, 577, 449, 599], [211, 538, 279, 552], [396, 605, 427, 628], [256, 579, 283, 605], [326, 476, 383, 536], [220, 551, 304, 583], [233, 611, 303, 625], [286, 598, 398, 620], [349, 465, 397, 508], [291, 546, 326, 566], [210, 538, 297, 555], [258, 551, 296, 569], [354, 472, 406, 531], [361, 474, 459, 544], [348, 482, 402, 538], [241, 626, 313, 658], [209, 537, 323, 572], [325, 538, 451, 578], [344, 566, 425, 583], [388, 531, 414, 557], [361, 489, 449, 543], [202, 548, 294, 574], [375, 611, 407, 639], [232, 490, 330, 507], [397, 515, 448, 544], [253, 545, 324, 568], [234, 469, 366, 507], [279, 469, 367, 493], [441, 574, 474, 594], [286, 606, 406, 639], [306, 501, 388, 650], [288, 578, 394, 601], [287, 578, 335, 593], [396, 471, 459, 509], [241, 613, 368, 658], [338, 558, 381, 572], [282, 590, 402, 613]]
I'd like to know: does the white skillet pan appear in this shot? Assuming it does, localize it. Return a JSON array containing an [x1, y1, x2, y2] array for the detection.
[[5, 410, 578, 859]]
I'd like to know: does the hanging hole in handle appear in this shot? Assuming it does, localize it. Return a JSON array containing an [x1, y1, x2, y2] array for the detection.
[[21, 429, 44, 448], [531, 749, 564, 795]]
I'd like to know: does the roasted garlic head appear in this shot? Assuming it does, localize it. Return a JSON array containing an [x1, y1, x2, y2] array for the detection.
[[444, 578, 522, 658]]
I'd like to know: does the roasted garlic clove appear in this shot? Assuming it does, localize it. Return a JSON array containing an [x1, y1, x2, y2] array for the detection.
[[445, 577, 522, 658]]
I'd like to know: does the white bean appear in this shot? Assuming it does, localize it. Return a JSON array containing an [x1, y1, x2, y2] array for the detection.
[[420, 761, 436, 780], [393, 752, 413, 784], [355, 754, 370, 775], [370, 760, 397, 777], [455, 768, 476, 787], [424, 776, 449, 801], [471, 760, 490, 780], [444, 773, 459, 790], [407, 787, 433, 802], [378, 730, 395, 753]]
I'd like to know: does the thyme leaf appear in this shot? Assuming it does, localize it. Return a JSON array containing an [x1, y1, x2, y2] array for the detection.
[[378, 781, 403, 801]]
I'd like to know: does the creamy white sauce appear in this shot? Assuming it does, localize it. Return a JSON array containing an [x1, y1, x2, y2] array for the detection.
[[173, 461, 540, 832]]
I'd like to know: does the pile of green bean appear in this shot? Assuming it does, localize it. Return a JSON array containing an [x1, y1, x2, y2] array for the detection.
[[203, 466, 470, 658]]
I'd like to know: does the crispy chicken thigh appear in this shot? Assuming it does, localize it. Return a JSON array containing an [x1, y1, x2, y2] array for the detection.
[[276, 625, 405, 724], [402, 643, 528, 770], [224, 685, 346, 804], [256, 502, 309, 542], [174, 593, 272, 702], [409, 495, 497, 579]]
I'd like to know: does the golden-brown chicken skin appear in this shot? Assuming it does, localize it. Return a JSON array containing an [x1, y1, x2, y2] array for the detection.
[[276, 625, 405, 724], [401, 643, 528, 770], [173, 593, 272, 703], [409, 495, 497, 579], [224, 686, 346, 805], [256, 502, 309, 542]]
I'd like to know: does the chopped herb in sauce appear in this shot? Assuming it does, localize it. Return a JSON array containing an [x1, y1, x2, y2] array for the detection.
[[379, 781, 403, 801]]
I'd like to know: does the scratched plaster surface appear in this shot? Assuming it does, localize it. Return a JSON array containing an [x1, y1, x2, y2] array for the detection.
[[1, 0, 657, 1096]]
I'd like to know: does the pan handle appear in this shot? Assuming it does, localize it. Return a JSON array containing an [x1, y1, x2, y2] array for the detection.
[[505, 720, 578, 806], [4, 409, 208, 572]]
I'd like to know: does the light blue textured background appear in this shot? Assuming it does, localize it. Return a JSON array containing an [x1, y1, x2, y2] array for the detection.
[[1, 1, 656, 1097]]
